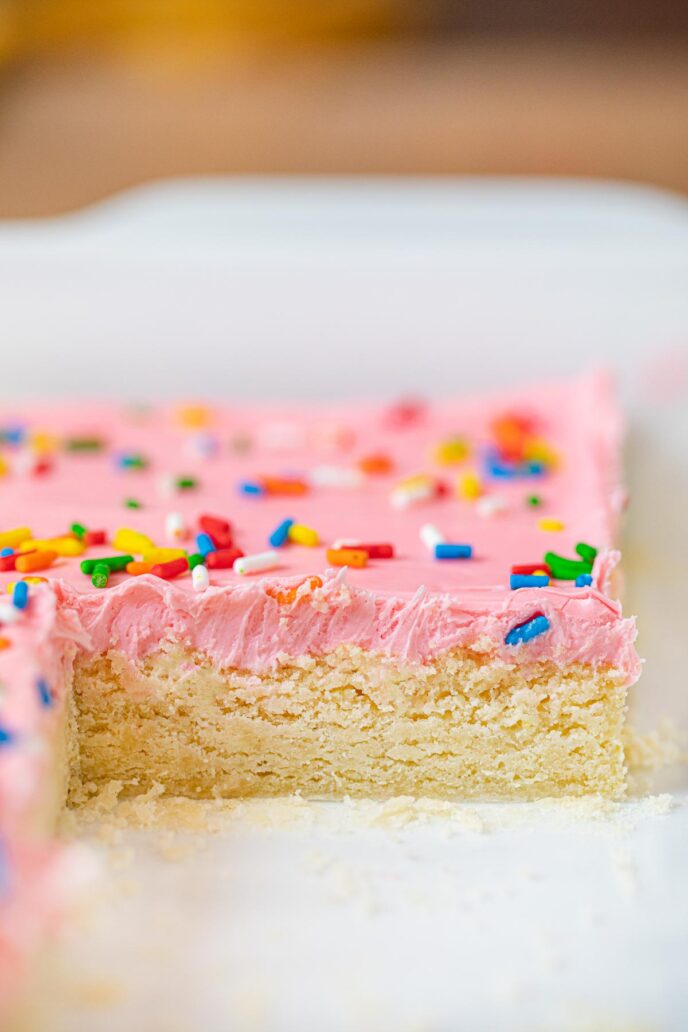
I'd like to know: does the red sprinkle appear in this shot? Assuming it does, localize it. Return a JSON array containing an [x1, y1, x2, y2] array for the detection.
[[149, 557, 189, 579], [200, 514, 231, 534], [206, 547, 244, 569], [384, 398, 426, 428], [355, 543, 395, 559], [211, 529, 233, 548], [199, 514, 233, 548], [511, 562, 552, 576], [84, 529, 106, 546]]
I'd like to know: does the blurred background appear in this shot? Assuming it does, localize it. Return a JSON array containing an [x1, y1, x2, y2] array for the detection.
[[0, 0, 687, 216]]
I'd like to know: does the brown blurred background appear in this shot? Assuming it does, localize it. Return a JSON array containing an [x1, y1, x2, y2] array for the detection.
[[0, 0, 687, 217]]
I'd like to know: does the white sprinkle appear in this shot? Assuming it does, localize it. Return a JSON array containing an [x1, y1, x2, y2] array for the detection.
[[309, 466, 363, 489], [165, 511, 188, 542], [184, 431, 218, 459], [192, 564, 209, 593], [390, 482, 434, 509], [476, 495, 507, 518], [420, 523, 445, 552], [157, 474, 176, 498], [233, 550, 280, 576], [13, 449, 34, 477], [0, 603, 22, 625]]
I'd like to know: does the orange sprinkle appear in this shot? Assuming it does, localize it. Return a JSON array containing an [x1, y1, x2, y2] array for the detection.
[[0, 636, 11, 650], [326, 548, 368, 568], [490, 414, 531, 460], [177, 404, 212, 429], [358, 453, 394, 475], [126, 561, 154, 576], [267, 575, 322, 606], [15, 550, 57, 573], [262, 477, 309, 496]]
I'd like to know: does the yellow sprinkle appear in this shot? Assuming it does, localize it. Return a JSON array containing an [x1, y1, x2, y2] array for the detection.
[[142, 547, 187, 563], [19, 536, 85, 557], [0, 457, 8, 477], [30, 431, 59, 455], [177, 404, 211, 429], [113, 528, 156, 555], [538, 517, 564, 532], [398, 473, 433, 491], [0, 527, 33, 549], [288, 523, 319, 547], [433, 438, 470, 466], [457, 471, 483, 500], [7, 578, 48, 591], [524, 438, 559, 469]]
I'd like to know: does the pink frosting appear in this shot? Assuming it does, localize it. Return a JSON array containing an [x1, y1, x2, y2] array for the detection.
[[0, 370, 625, 598], [52, 567, 639, 679]]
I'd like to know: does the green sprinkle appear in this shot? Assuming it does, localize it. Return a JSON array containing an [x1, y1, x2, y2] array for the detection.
[[91, 563, 110, 589], [575, 542, 598, 564], [81, 555, 134, 575], [125, 498, 142, 509], [545, 551, 593, 581], [70, 522, 87, 539], [527, 495, 542, 507], [65, 437, 106, 452], [188, 553, 206, 569], [120, 455, 148, 470], [175, 476, 197, 490]]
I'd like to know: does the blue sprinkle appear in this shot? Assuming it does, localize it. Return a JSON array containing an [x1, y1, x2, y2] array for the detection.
[[12, 581, 29, 610], [270, 516, 295, 549], [114, 452, 146, 470], [575, 574, 593, 587], [269, 518, 295, 548], [484, 449, 548, 480], [484, 450, 516, 479], [434, 543, 473, 560], [505, 614, 551, 646], [510, 574, 550, 590], [0, 725, 15, 747], [0, 548, 13, 558], [37, 677, 53, 708], [238, 481, 265, 496], [1, 425, 26, 446], [196, 533, 216, 556]]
